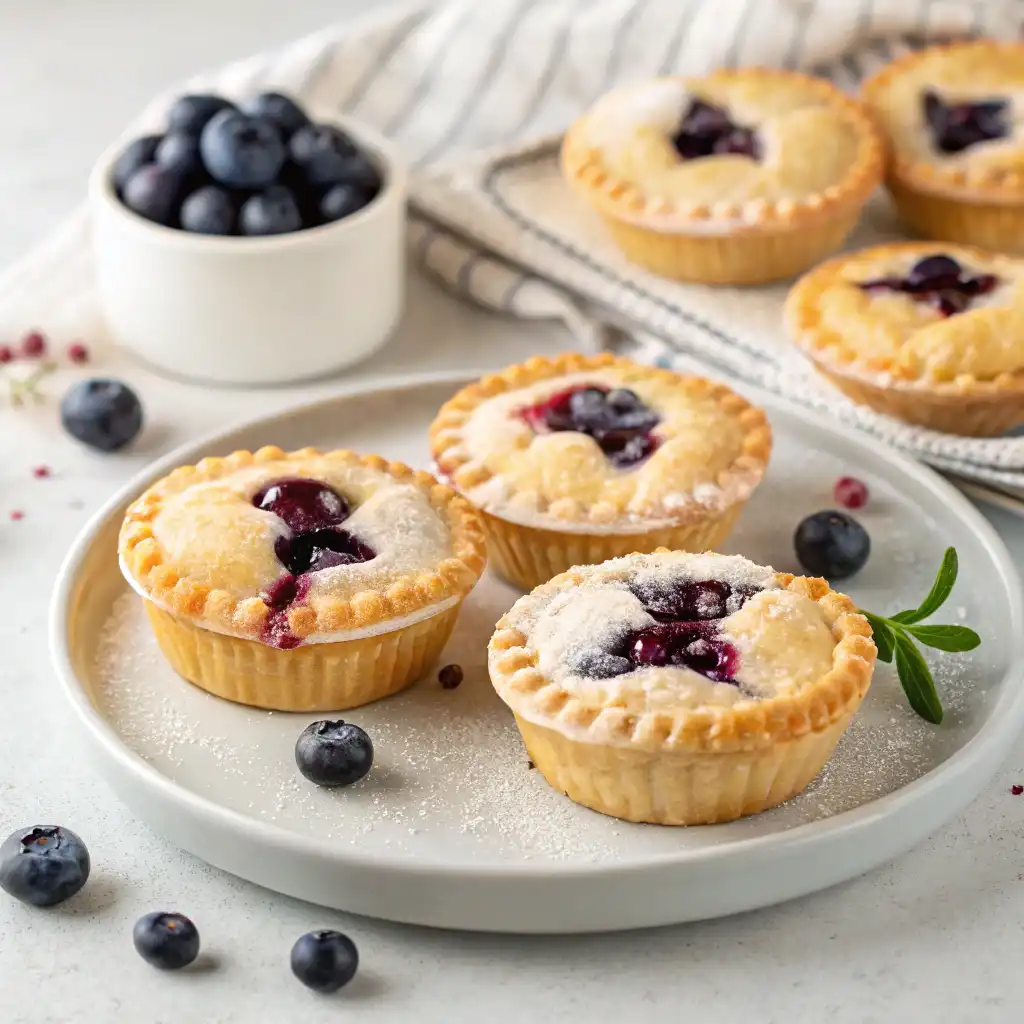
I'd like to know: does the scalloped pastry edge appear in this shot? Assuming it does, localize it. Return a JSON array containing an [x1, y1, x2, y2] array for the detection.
[[488, 556, 876, 756], [784, 242, 1024, 402], [861, 40, 1024, 205], [428, 352, 773, 530], [562, 68, 885, 233], [118, 446, 488, 644]]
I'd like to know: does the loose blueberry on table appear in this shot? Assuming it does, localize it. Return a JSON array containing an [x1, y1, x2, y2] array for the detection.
[[0, 825, 90, 907], [569, 578, 759, 685], [291, 930, 359, 993], [858, 254, 999, 317], [133, 911, 201, 970], [922, 89, 1008, 154], [114, 91, 381, 235], [295, 720, 374, 788], [672, 98, 761, 161], [520, 385, 661, 468], [253, 478, 375, 649], [794, 510, 871, 581], [60, 378, 143, 452]]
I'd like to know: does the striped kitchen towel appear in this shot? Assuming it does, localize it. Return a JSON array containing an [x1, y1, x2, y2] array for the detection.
[[2, 0, 1024, 497]]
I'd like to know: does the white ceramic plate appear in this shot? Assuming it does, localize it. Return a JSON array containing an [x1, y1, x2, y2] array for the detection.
[[51, 372, 1024, 934]]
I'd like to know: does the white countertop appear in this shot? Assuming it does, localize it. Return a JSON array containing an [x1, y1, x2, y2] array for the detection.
[[2, 3, 1024, 1021]]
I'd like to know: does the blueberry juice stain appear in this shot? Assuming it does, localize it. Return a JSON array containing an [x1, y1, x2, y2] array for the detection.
[[252, 477, 376, 649]]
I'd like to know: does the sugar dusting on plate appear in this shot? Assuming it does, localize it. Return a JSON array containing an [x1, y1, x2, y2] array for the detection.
[[93, 514, 991, 866]]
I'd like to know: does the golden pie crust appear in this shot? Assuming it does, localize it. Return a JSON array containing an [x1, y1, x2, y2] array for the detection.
[[119, 446, 487, 711], [429, 353, 772, 588], [562, 69, 883, 284], [785, 242, 1024, 436], [488, 551, 875, 825], [862, 41, 1024, 251], [120, 445, 486, 643]]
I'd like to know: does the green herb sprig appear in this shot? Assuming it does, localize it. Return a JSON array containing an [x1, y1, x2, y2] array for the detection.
[[6, 360, 56, 407], [859, 547, 980, 725]]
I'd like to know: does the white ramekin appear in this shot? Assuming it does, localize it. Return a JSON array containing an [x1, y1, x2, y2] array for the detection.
[[88, 113, 407, 386]]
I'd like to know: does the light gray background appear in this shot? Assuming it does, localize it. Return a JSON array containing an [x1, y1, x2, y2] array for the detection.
[[1, 3, 1023, 1021]]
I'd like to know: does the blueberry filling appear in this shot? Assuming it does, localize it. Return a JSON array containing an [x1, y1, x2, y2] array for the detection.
[[520, 385, 661, 468], [858, 254, 999, 317], [570, 578, 760, 685], [252, 477, 376, 649], [672, 99, 761, 161], [922, 89, 1008, 154]]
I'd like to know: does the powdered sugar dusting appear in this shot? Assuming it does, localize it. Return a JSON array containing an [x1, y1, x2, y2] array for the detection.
[[502, 551, 791, 712]]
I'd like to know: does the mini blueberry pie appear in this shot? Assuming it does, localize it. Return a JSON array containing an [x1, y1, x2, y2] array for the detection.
[[561, 70, 883, 285], [785, 242, 1024, 436], [862, 41, 1024, 253], [118, 447, 486, 711], [429, 354, 772, 590], [489, 550, 875, 825]]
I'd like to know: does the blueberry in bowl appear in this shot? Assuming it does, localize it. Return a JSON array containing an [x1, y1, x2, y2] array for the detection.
[[105, 90, 385, 236], [89, 92, 406, 385]]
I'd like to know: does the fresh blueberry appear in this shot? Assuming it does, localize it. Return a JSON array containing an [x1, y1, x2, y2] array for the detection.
[[0, 826, 90, 907], [319, 183, 374, 223], [244, 92, 310, 139], [335, 151, 381, 193], [133, 912, 200, 970], [121, 164, 188, 226], [112, 135, 162, 195], [200, 109, 286, 189], [60, 378, 144, 453], [291, 930, 359, 993], [239, 185, 303, 236], [794, 510, 871, 580], [155, 131, 205, 179], [295, 720, 373, 787], [167, 93, 236, 136], [288, 123, 360, 189], [180, 185, 237, 235]]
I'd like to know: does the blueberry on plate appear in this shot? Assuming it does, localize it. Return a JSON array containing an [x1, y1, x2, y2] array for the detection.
[[200, 109, 286, 189], [240, 185, 303, 236], [794, 509, 871, 580], [167, 93, 236, 136], [133, 912, 200, 970], [295, 720, 373, 787], [121, 164, 188, 226], [244, 91, 309, 139], [155, 131, 205, 179], [288, 123, 361, 189], [180, 185, 238, 235], [319, 183, 374, 223], [0, 825, 90, 907], [291, 930, 358, 993], [112, 135, 162, 195], [60, 378, 144, 453]]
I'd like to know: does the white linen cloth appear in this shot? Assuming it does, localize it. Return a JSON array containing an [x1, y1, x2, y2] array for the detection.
[[3, 0, 1023, 494]]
